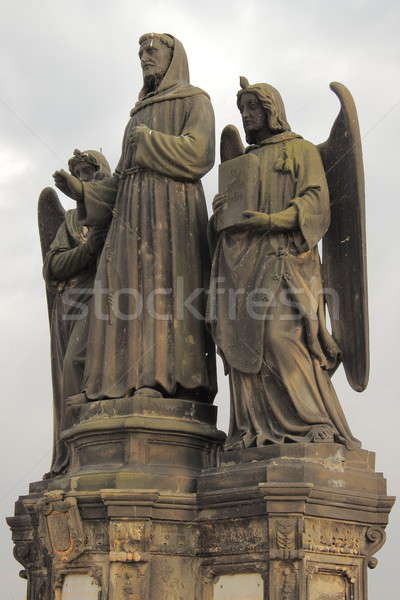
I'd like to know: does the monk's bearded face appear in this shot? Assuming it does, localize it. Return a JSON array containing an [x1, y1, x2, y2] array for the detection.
[[239, 92, 269, 143], [139, 39, 172, 91]]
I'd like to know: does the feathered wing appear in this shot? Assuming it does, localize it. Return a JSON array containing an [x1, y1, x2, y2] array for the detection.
[[319, 82, 369, 392], [38, 187, 66, 322], [220, 124, 245, 163]]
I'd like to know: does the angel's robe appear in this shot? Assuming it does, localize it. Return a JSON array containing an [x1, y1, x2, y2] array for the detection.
[[78, 39, 217, 400], [43, 209, 97, 474], [208, 132, 360, 449]]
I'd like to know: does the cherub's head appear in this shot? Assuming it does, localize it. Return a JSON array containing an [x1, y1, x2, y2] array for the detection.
[[68, 149, 111, 182], [237, 78, 291, 144]]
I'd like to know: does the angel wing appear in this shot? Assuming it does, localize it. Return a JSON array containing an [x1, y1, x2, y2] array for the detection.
[[38, 187, 65, 260], [319, 82, 369, 392], [38, 187, 66, 322], [220, 124, 245, 163]]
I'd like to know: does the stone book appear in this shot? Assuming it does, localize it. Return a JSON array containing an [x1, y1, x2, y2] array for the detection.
[[216, 152, 260, 232]]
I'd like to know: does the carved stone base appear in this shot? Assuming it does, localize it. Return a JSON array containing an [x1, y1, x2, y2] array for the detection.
[[39, 395, 225, 495], [198, 443, 395, 600], [7, 402, 394, 600]]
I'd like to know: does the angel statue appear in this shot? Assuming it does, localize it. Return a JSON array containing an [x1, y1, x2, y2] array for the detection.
[[38, 149, 111, 476], [207, 78, 368, 451]]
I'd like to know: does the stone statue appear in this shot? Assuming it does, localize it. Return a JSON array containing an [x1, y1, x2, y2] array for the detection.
[[8, 56, 394, 600], [53, 33, 216, 402], [208, 78, 368, 450], [38, 149, 111, 475]]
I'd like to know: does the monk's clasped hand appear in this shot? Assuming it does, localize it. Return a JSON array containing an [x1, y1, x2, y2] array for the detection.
[[129, 124, 150, 146]]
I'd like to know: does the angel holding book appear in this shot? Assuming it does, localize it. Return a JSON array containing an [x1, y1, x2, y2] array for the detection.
[[208, 78, 368, 451]]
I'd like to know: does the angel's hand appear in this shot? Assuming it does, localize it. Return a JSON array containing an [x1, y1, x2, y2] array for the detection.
[[53, 169, 82, 201], [235, 210, 271, 231], [212, 193, 228, 214], [269, 206, 298, 232]]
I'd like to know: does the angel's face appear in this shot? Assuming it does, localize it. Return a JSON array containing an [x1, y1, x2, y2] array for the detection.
[[74, 163, 97, 182], [239, 92, 269, 141]]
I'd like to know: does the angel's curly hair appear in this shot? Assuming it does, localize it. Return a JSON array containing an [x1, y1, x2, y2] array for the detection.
[[237, 77, 291, 134], [68, 149, 111, 179]]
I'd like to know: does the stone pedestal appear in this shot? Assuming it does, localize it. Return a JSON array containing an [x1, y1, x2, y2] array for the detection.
[[7, 396, 224, 599], [198, 444, 395, 600], [7, 398, 394, 599]]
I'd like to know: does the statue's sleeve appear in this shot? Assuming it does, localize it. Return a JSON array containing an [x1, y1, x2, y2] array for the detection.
[[289, 140, 330, 251], [78, 175, 118, 226], [135, 94, 215, 180], [45, 245, 96, 282], [78, 125, 129, 225], [43, 222, 95, 284]]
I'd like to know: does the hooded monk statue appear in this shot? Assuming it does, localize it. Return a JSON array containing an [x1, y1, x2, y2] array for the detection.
[[53, 34, 217, 403]]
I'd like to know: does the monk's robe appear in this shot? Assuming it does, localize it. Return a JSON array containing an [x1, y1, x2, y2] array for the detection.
[[78, 37, 217, 401]]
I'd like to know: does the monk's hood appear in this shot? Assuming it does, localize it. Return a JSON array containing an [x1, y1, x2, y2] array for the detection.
[[131, 35, 209, 116]]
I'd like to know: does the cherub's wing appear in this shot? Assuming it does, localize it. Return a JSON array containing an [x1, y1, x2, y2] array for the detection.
[[38, 187, 65, 322], [38, 187, 65, 260], [220, 124, 245, 163], [319, 82, 369, 392]]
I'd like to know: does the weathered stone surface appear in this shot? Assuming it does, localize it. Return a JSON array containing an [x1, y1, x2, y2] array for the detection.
[[60, 574, 100, 600], [31, 397, 224, 497], [213, 573, 264, 600]]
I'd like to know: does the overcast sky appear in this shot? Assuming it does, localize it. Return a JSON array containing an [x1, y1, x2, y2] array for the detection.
[[1, 1, 399, 597]]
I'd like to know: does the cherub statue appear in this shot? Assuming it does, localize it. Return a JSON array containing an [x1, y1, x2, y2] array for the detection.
[[207, 78, 368, 451], [38, 149, 111, 476]]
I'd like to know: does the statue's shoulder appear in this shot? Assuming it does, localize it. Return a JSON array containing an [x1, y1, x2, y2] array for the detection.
[[287, 136, 320, 158], [183, 87, 212, 105]]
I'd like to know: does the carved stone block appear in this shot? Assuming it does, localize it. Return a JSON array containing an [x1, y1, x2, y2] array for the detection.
[[109, 562, 149, 600], [269, 517, 300, 559], [269, 561, 300, 600], [149, 556, 197, 600], [60, 573, 101, 600], [37, 492, 85, 563], [213, 573, 264, 600], [110, 521, 147, 553], [303, 519, 362, 556], [151, 521, 196, 554], [199, 517, 268, 555], [305, 562, 358, 600]]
